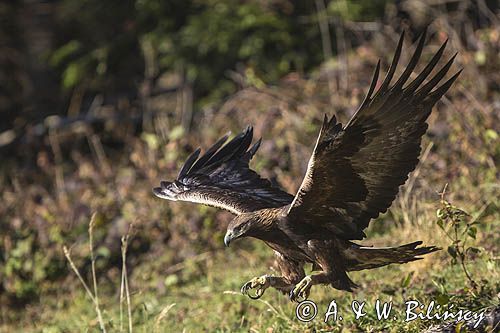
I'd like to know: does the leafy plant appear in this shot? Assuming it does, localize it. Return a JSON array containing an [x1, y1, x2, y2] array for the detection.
[[436, 185, 481, 289]]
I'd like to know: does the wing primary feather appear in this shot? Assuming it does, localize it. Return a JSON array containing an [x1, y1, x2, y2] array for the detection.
[[286, 30, 460, 241], [155, 126, 294, 214], [234, 126, 253, 157], [189, 133, 230, 172], [425, 69, 462, 102], [177, 148, 201, 179], [392, 27, 427, 90], [205, 130, 247, 166], [244, 138, 262, 161], [403, 39, 448, 95], [416, 53, 457, 98], [347, 59, 380, 127], [328, 115, 337, 127], [322, 114, 330, 132], [362, 60, 381, 107], [377, 30, 405, 94], [152, 187, 163, 197]]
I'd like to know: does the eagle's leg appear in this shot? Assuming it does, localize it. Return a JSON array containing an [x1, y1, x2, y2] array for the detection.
[[289, 268, 358, 301], [289, 272, 330, 302], [240, 275, 293, 299]]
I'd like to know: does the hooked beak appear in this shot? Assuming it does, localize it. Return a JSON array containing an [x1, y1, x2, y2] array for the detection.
[[224, 231, 233, 247]]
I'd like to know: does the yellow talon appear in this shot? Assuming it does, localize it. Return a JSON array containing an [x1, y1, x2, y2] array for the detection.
[[240, 275, 270, 299], [289, 276, 312, 302]]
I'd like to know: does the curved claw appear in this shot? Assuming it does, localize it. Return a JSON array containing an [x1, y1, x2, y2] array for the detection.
[[241, 282, 249, 294], [240, 281, 253, 295], [289, 289, 307, 302], [240, 275, 269, 300], [289, 276, 312, 302], [248, 287, 265, 299]]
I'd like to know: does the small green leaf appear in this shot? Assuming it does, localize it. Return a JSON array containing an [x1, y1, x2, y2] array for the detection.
[[455, 320, 465, 332], [437, 218, 444, 230], [141, 132, 159, 150], [50, 40, 81, 66], [62, 62, 84, 89], [436, 293, 449, 305], [474, 50, 486, 65], [97, 246, 110, 258], [484, 128, 498, 141], [447, 245, 457, 259], [401, 272, 413, 288], [164, 274, 179, 287], [467, 226, 477, 239], [168, 126, 185, 141], [467, 247, 481, 254]]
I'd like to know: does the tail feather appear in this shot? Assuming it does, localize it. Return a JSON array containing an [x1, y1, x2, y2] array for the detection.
[[346, 241, 440, 271], [332, 270, 359, 292]]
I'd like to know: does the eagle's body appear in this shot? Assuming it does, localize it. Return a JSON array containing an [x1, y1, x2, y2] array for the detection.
[[227, 207, 436, 296], [154, 29, 459, 301]]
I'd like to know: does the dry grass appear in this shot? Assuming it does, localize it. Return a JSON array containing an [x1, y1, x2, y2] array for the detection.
[[62, 214, 134, 333]]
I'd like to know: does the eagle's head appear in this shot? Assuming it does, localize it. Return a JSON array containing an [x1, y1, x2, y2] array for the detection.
[[224, 212, 264, 247]]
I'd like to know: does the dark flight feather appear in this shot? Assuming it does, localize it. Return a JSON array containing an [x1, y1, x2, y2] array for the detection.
[[154, 29, 459, 239], [153, 126, 293, 214], [288, 29, 460, 240]]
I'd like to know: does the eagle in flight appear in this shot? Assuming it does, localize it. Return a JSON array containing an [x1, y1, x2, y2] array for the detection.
[[154, 29, 459, 301]]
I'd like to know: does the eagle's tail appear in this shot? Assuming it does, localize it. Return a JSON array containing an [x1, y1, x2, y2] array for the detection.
[[347, 241, 440, 271]]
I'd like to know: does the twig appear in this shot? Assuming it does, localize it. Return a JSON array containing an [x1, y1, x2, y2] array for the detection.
[[63, 246, 96, 303], [121, 230, 133, 333], [48, 128, 67, 208], [336, 0, 350, 91], [89, 213, 107, 333], [154, 303, 176, 332], [439, 183, 448, 203], [181, 80, 193, 133], [399, 141, 434, 225], [63, 244, 106, 332], [120, 266, 124, 333], [86, 131, 112, 178], [315, 0, 335, 106]]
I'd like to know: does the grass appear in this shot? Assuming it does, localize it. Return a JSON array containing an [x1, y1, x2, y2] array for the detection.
[[13, 190, 498, 333]]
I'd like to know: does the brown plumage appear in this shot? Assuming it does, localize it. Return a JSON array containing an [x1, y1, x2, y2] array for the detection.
[[154, 29, 459, 301]]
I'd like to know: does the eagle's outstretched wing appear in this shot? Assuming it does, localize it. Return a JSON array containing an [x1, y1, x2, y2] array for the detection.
[[154, 126, 294, 215], [288, 29, 460, 240]]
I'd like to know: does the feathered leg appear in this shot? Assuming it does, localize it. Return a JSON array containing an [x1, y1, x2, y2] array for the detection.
[[241, 251, 304, 299], [289, 269, 358, 302], [241, 275, 293, 299], [289, 240, 359, 301]]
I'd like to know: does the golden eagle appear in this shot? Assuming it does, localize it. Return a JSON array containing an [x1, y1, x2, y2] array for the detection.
[[154, 29, 459, 301]]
